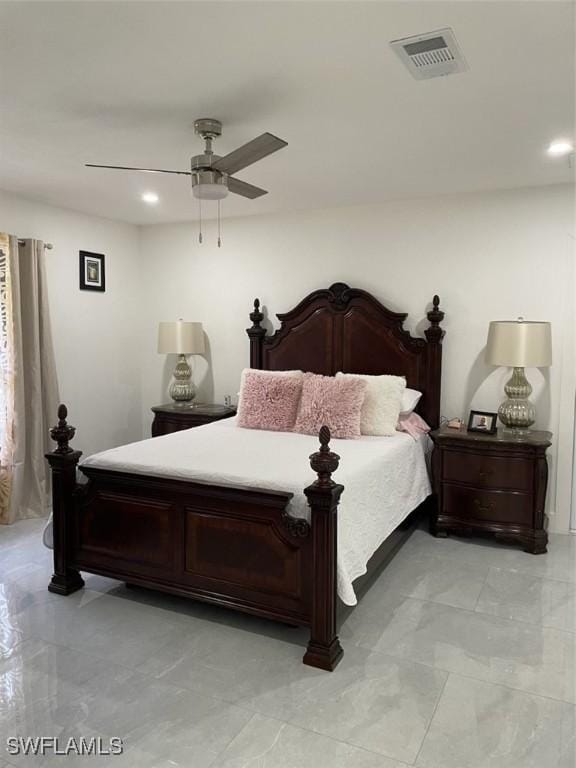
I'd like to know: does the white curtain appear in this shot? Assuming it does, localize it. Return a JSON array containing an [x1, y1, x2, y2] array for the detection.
[[0, 235, 59, 524]]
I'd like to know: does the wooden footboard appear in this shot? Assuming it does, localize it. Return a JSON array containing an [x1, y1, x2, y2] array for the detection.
[[46, 406, 344, 670]]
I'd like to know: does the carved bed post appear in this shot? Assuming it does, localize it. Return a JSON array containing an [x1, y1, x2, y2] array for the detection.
[[246, 298, 266, 369], [303, 426, 344, 671], [424, 295, 445, 429], [45, 404, 84, 595]]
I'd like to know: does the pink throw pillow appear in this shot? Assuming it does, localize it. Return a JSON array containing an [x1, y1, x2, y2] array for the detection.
[[237, 368, 303, 411], [237, 370, 303, 431], [293, 373, 367, 439]]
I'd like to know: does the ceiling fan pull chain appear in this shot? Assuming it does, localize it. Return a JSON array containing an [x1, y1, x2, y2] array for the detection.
[[218, 200, 222, 248], [198, 195, 203, 244]]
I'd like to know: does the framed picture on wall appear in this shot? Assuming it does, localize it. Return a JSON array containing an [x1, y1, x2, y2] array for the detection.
[[79, 251, 105, 292]]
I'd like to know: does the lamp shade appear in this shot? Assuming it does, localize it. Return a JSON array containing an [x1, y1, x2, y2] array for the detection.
[[158, 321, 205, 355], [486, 320, 552, 367]]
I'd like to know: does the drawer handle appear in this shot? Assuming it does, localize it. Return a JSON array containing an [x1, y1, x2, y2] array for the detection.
[[478, 469, 494, 482], [474, 498, 495, 515]]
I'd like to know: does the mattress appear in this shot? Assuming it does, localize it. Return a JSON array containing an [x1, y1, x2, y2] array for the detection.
[[81, 418, 432, 605]]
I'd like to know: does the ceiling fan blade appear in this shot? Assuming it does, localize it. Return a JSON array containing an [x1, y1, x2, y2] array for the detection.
[[212, 133, 287, 175], [227, 176, 268, 199], [85, 164, 191, 175]]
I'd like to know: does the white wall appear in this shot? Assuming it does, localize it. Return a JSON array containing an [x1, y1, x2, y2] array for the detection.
[[0, 190, 144, 458], [139, 184, 574, 532], [3, 184, 573, 531]]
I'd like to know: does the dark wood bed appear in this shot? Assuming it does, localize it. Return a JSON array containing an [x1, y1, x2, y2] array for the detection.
[[46, 282, 445, 671]]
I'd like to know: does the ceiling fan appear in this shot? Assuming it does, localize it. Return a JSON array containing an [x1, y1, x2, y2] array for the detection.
[[86, 118, 288, 201]]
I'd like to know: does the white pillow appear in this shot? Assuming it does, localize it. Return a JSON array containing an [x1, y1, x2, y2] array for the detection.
[[238, 368, 303, 409], [336, 373, 406, 436], [401, 387, 422, 416]]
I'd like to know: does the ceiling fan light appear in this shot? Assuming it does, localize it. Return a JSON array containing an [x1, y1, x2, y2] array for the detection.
[[192, 183, 228, 200]]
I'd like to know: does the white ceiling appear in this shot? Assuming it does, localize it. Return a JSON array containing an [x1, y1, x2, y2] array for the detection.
[[0, 1, 574, 225]]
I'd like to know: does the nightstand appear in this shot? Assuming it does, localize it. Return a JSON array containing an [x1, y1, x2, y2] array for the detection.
[[430, 425, 552, 554], [151, 403, 236, 437]]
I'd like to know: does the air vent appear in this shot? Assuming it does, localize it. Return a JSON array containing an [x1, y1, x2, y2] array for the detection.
[[390, 28, 467, 80]]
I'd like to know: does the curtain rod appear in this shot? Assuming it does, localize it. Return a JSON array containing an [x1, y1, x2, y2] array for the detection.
[[18, 239, 53, 249]]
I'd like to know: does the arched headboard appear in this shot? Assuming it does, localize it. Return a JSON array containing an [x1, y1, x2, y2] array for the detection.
[[246, 282, 445, 428]]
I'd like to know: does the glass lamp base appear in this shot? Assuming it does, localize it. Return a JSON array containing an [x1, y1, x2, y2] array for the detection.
[[498, 367, 536, 434], [169, 354, 196, 405]]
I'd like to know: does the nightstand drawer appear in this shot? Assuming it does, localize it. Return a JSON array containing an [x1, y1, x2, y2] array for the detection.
[[153, 416, 194, 436], [443, 484, 530, 525], [443, 451, 532, 491]]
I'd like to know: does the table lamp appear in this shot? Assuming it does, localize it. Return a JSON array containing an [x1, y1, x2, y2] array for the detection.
[[158, 320, 205, 405], [485, 319, 552, 433]]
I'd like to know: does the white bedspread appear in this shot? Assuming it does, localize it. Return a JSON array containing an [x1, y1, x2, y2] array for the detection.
[[81, 419, 432, 605]]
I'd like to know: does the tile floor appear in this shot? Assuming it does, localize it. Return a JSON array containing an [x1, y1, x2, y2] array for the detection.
[[1, 518, 575, 767]]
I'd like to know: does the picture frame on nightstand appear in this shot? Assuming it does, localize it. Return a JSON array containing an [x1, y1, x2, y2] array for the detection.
[[467, 410, 497, 434]]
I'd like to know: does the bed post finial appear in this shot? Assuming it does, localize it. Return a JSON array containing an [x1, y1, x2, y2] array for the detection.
[[250, 298, 263, 328], [45, 405, 84, 596], [303, 426, 344, 671], [49, 403, 77, 454], [246, 297, 266, 369], [309, 426, 340, 488], [425, 295, 445, 343]]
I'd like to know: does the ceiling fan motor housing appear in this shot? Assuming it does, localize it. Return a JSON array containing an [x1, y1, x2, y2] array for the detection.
[[191, 153, 221, 170], [192, 122, 228, 198]]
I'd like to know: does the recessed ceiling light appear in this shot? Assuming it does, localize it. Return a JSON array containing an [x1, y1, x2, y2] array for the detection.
[[141, 192, 159, 204], [547, 140, 573, 157]]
